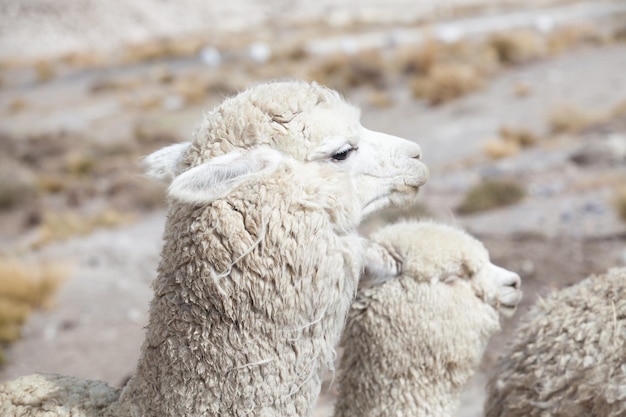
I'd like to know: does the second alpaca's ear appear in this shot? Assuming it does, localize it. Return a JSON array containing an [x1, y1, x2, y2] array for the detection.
[[361, 242, 402, 287], [143, 142, 191, 184], [168, 148, 282, 205]]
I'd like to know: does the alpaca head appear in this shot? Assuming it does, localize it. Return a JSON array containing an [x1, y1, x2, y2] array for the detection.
[[363, 221, 522, 318], [143, 81, 429, 228]]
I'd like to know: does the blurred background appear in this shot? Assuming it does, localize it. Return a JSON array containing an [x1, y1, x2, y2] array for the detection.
[[1, 0, 625, 415]]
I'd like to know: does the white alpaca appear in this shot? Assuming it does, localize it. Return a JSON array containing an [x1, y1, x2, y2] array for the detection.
[[0, 80, 428, 417], [334, 220, 522, 417], [484, 267, 626, 417]]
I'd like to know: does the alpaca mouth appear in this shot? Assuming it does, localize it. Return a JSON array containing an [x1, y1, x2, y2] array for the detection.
[[499, 303, 519, 318]]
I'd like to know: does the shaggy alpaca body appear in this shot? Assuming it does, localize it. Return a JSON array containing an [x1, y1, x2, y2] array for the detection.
[[334, 221, 521, 417], [0, 81, 428, 417], [485, 267, 626, 417]]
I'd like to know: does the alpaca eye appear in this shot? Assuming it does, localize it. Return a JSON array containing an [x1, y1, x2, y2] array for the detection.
[[331, 145, 356, 161]]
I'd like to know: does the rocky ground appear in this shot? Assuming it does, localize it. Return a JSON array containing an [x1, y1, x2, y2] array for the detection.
[[1, 1, 626, 416]]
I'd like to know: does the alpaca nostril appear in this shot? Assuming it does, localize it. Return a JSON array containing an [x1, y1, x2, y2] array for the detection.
[[510, 274, 521, 290]]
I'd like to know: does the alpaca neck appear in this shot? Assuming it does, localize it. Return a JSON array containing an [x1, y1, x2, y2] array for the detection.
[[334, 361, 463, 417], [115, 200, 363, 416]]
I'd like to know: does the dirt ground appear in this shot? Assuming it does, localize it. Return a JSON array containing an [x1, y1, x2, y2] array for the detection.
[[1, 1, 626, 416]]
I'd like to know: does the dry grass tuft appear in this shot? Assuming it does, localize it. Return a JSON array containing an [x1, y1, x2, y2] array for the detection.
[[547, 24, 608, 54], [457, 179, 526, 214], [397, 37, 440, 75], [410, 62, 483, 105], [513, 82, 532, 97], [63, 153, 98, 178], [367, 89, 394, 108], [489, 30, 545, 65], [0, 158, 38, 211], [7, 97, 28, 114], [309, 50, 387, 93], [549, 103, 601, 134], [0, 257, 69, 362], [484, 125, 540, 159], [483, 138, 520, 159], [170, 76, 213, 106], [34, 60, 55, 82], [499, 126, 539, 147]]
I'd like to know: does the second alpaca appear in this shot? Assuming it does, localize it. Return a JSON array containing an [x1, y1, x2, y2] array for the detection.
[[334, 220, 522, 417]]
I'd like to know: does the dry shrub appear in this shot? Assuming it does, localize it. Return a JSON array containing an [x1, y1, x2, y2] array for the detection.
[[120, 35, 205, 65], [0, 258, 68, 345], [483, 126, 539, 160], [513, 82, 531, 97], [614, 187, 626, 223], [489, 30, 545, 65], [309, 53, 350, 91], [106, 175, 166, 210], [90, 77, 143, 93], [367, 89, 393, 108], [150, 66, 174, 84], [34, 60, 55, 82], [399, 38, 499, 76], [397, 37, 439, 75], [443, 40, 501, 75], [309, 50, 387, 92], [137, 93, 166, 111], [170, 76, 213, 105], [549, 103, 600, 134], [610, 100, 626, 119], [547, 24, 607, 54], [63, 153, 98, 178], [500, 126, 539, 147], [119, 40, 169, 64], [483, 138, 520, 159], [7, 97, 28, 114], [37, 175, 66, 194], [60, 51, 105, 69], [457, 179, 526, 214], [411, 62, 482, 105], [0, 158, 38, 210], [133, 123, 179, 151]]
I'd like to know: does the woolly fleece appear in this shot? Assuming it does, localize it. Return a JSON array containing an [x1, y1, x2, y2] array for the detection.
[[484, 267, 626, 417]]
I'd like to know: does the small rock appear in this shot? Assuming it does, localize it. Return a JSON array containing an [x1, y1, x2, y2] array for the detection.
[[570, 134, 626, 166], [199, 46, 221, 67], [248, 42, 271, 63], [582, 201, 605, 215]]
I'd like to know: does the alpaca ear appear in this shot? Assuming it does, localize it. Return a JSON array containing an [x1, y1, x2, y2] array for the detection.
[[143, 142, 191, 184], [361, 242, 402, 286], [168, 148, 282, 204]]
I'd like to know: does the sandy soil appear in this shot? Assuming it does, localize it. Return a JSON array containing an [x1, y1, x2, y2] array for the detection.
[[1, 1, 626, 416]]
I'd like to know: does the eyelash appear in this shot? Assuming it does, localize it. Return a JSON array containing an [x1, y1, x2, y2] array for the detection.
[[331, 146, 357, 161]]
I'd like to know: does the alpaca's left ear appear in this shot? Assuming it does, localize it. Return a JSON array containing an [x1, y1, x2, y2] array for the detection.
[[361, 242, 402, 287], [143, 142, 191, 184]]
